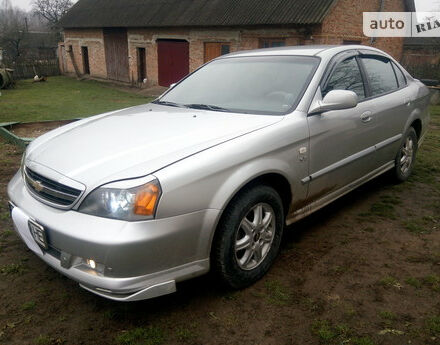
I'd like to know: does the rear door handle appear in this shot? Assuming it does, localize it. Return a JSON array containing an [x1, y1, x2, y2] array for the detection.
[[360, 111, 372, 123], [404, 97, 411, 106]]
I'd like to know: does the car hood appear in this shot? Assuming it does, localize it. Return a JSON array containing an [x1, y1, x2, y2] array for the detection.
[[26, 103, 283, 188]]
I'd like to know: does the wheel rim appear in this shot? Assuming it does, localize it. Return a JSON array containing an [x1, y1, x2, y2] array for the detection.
[[234, 203, 276, 271], [400, 136, 414, 175]]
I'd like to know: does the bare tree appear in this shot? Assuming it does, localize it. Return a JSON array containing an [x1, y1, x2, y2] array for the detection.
[[0, 0, 28, 63], [32, 0, 73, 29]]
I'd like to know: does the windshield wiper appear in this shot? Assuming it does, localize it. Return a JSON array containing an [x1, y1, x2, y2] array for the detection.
[[153, 100, 186, 108], [184, 104, 230, 112]]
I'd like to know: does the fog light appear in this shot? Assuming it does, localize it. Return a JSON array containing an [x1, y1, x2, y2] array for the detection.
[[87, 259, 96, 269], [81, 258, 105, 276]]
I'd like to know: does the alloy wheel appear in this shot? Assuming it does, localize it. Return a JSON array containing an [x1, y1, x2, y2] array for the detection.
[[234, 203, 276, 270]]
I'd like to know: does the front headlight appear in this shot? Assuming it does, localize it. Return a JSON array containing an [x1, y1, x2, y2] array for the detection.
[[78, 178, 161, 221]]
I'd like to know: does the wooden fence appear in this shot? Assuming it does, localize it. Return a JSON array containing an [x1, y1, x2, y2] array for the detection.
[[9, 59, 60, 80]]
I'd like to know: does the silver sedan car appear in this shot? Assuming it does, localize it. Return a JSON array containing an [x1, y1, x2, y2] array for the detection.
[[7, 45, 430, 301]]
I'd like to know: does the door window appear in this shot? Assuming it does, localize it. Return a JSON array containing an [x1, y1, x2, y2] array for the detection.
[[361, 56, 398, 96], [391, 62, 407, 88], [322, 57, 366, 99]]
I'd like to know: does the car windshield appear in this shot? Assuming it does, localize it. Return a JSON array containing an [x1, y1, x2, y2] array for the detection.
[[157, 56, 319, 115]]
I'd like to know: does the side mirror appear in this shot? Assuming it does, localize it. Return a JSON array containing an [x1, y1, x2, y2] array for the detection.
[[309, 90, 358, 115], [169, 83, 176, 89]]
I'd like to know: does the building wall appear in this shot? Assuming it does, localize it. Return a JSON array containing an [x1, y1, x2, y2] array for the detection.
[[61, 0, 408, 85], [402, 47, 440, 66], [401, 46, 440, 79], [319, 0, 405, 59], [126, 27, 304, 86], [64, 29, 107, 78], [62, 26, 304, 85]]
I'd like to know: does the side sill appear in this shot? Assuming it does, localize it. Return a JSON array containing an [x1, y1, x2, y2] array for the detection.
[[287, 161, 395, 226]]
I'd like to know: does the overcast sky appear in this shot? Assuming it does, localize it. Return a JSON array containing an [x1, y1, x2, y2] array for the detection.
[[10, 0, 440, 12], [13, 0, 78, 11], [415, 0, 440, 11]]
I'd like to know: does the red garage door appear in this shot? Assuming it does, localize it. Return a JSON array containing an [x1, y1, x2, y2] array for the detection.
[[157, 40, 189, 87]]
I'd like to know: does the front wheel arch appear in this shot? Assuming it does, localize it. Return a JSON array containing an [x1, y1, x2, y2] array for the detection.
[[210, 184, 285, 288], [208, 172, 292, 254]]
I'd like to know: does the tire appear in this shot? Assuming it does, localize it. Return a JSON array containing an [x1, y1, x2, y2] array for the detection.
[[212, 185, 284, 289], [392, 127, 418, 182]]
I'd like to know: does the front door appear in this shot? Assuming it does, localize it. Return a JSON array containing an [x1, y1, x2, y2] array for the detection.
[[306, 55, 378, 201], [157, 40, 189, 87]]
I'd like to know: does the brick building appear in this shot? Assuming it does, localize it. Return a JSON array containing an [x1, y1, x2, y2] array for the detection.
[[59, 0, 407, 87]]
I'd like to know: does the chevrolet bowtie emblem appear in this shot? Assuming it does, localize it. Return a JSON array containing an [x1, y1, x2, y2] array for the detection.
[[31, 179, 44, 192]]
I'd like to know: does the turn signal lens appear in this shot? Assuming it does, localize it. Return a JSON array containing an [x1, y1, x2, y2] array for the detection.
[[87, 259, 96, 269], [134, 183, 160, 216]]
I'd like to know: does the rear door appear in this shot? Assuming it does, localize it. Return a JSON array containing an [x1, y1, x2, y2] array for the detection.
[[157, 40, 189, 87], [358, 55, 412, 166], [306, 54, 379, 201]]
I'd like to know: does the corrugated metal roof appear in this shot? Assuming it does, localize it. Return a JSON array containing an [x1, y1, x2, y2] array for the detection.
[[59, 0, 338, 28]]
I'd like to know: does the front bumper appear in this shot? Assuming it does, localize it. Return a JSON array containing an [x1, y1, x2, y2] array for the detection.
[[7, 171, 219, 301]]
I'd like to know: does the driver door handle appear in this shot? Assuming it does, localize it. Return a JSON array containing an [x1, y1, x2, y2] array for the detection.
[[360, 111, 372, 123]]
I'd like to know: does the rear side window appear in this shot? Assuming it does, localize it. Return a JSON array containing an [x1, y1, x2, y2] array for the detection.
[[361, 56, 398, 96], [323, 57, 366, 99], [392, 62, 407, 87]]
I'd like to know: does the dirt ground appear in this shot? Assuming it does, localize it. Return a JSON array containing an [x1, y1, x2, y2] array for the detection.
[[9, 121, 78, 139], [0, 111, 439, 345]]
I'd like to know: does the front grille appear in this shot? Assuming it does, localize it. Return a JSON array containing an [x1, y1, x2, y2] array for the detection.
[[24, 167, 82, 207]]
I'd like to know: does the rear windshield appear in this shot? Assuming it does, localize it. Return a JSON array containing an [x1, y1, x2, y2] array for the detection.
[[158, 56, 320, 115]]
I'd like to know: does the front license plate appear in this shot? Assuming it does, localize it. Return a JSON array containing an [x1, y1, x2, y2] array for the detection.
[[28, 220, 48, 250]]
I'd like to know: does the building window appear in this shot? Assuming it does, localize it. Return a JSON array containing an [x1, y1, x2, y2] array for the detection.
[[259, 38, 286, 48], [204, 42, 231, 63], [343, 40, 361, 45]]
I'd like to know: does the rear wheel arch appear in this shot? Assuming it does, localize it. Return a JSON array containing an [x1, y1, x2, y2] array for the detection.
[[410, 119, 422, 140]]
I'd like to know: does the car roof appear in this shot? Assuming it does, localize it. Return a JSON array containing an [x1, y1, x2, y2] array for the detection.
[[224, 45, 387, 59]]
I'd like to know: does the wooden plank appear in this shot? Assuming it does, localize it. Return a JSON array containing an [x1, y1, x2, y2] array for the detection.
[[0, 122, 19, 127], [104, 28, 130, 82], [0, 126, 29, 149], [204, 43, 221, 63]]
